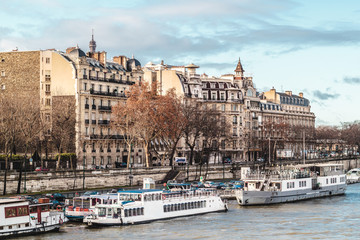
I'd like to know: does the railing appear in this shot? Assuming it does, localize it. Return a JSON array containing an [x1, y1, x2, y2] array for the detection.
[[85, 104, 89, 109], [90, 90, 126, 98], [98, 120, 109, 125], [98, 105, 112, 111], [88, 76, 135, 85]]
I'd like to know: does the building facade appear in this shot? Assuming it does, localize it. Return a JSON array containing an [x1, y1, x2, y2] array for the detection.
[[143, 58, 316, 163], [0, 36, 145, 169]]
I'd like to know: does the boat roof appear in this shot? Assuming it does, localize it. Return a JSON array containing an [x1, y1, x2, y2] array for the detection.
[[0, 198, 27, 205], [118, 189, 162, 194], [89, 194, 118, 199], [283, 163, 344, 169]]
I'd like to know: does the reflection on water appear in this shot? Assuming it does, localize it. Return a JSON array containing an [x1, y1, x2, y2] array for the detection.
[[17, 184, 360, 240]]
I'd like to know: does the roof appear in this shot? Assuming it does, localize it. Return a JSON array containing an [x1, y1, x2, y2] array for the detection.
[[0, 198, 27, 205], [69, 48, 86, 58], [118, 189, 162, 194], [234, 58, 244, 72], [185, 63, 199, 68]]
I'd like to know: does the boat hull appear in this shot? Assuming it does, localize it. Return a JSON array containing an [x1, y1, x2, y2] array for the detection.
[[86, 208, 227, 227], [236, 184, 346, 205], [0, 223, 61, 238]]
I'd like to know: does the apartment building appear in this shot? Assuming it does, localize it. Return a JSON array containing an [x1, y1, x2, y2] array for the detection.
[[0, 35, 144, 169], [143, 58, 316, 163]]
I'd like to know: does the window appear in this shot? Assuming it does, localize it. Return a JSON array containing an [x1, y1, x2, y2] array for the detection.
[[221, 104, 225, 111], [233, 116, 237, 124], [221, 140, 225, 149], [45, 114, 50, 122], [45, 98, 51, 106], [220, 92, 225, 100], [1, 70, 5, 77], [45, 57, 50, 64], [92, 156, 96, 165], [84, 83, 87, 91], [203, 92, 208, 100], [212, 104, 216, 110], [211, 92, 217, 100], [45, 84, 50, 92], [1, 84, 5, 90], [232, 104, 237, 111], [233, 128, 237, 136]]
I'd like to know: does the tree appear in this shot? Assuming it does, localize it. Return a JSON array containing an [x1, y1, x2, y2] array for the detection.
[[156, 89, 186, 166], [341, 121, 360, 154], [112, 99, 138, 168], [51, 96, 76, 169]]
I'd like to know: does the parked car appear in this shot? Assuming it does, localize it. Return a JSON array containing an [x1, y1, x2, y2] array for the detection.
[[115, 162, 127, 168], [204, 181, 215, 188], [223, 158, 232, 164], [45, 193, 66, 202], [83, 191, 99, 196], [191, 181, 204, 188], [35, 167, 49, 172]]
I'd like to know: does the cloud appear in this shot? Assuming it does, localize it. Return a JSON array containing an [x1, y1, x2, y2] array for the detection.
[[312, 90, 340, 100], [343, 77, 360, 84]]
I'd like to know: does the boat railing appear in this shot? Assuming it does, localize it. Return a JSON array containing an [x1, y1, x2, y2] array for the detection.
[[244, 172, 312, 181], [163, 190, 217, 201]]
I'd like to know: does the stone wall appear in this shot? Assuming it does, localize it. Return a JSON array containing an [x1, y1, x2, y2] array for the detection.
[[0, 165, 235, 194]]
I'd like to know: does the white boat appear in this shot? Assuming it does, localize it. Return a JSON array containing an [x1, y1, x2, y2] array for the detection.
[[346, 168, 360, 184], [0, 198, 67, 237], [65, 193, 118, 221], [236, 163, 346, 206], [83, 188, 227, 226]]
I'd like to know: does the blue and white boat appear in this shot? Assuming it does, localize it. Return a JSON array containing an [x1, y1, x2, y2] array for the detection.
[[84, 188, 227, 226]]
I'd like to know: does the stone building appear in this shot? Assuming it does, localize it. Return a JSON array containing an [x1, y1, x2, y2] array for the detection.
[[0, 35, 144, 169], [143, 58, 316, 163]]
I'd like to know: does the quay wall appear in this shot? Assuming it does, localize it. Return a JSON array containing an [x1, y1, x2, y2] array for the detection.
[[1, 157, 358, 195], [0, 165, 234, 195]]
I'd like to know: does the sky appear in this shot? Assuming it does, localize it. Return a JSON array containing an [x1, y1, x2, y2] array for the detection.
[[1, 0, 359, 126]]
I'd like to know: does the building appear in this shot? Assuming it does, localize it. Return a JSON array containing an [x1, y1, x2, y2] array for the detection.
[[0, 35, 144, 169], [143, 58, 316, 163]]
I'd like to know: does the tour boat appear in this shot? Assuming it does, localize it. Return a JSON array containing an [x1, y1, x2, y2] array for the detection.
[[83, 188, 227, 226], [65, 193, 118, 221], [236, 163, 346, 205], [0, 198, 67, 237], [346, 168, 360, 184]]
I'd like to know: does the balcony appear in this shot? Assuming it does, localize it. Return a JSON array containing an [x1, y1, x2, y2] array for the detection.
[[85, 104, 89, 109], [88, 76, 135, 85], [92, 105, 96, 110], [107, 148, 111, 153], [90, 89, 126, 98], [82, 75, 88, 79], [98, 105, 112, 111], [85, 119, 89, 124], [90, 134, 125, 140], [98, 120, 109, 125], [91, 120, 96, 124]]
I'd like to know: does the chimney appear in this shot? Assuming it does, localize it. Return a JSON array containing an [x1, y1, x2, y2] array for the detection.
[[113, 56, 128, 70], [66, 47, 76, 54], [285, 91, 292, 96], [299, 92, 303, 98]]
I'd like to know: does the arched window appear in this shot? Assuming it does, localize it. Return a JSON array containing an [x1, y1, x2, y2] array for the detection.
[[247, 89, 253, 97]]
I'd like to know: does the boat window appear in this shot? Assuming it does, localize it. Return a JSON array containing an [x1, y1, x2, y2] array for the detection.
[[107, 208, 112, 217], [133, 209, 137, 216], [98, 208, 106, 217], [129, 209, 132, 217], [163, 205, 167, 212], [204, 201, 206, 208], [181, 203, 184, 210], [125, 209, 128, 217], [41, 205, 49, 212], [141, 207, 144, 215]]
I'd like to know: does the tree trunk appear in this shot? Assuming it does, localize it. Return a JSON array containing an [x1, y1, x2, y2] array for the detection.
[[127, 143, 132, 168]]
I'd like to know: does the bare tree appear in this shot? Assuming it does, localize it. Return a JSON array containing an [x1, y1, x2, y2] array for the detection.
[[51, 96, 76, 169]]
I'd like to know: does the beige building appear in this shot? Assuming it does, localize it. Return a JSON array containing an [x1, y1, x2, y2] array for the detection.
[[143, 58, 316, 163], [0, 35, 145, 169]]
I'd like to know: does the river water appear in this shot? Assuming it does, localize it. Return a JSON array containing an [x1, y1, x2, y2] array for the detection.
[[18, 184, 360, 240]]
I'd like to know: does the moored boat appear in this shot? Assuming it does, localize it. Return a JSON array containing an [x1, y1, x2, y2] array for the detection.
[[346, 168, 360, 184], [0, 198, 67, 238], [65, 193, 118, 221], [236, 163, 346, 206], [84, 188, 227, 226]]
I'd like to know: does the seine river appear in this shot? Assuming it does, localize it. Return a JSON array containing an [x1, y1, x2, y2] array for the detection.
[[18, 184, 360, 240]]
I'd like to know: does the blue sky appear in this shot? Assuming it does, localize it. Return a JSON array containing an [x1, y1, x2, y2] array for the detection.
[[1, 0, 359, 126]]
